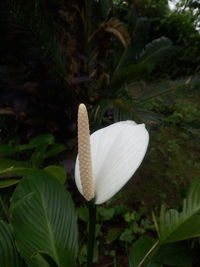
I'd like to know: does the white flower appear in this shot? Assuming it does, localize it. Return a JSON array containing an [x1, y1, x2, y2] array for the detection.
[[75, 104, 149, 205]]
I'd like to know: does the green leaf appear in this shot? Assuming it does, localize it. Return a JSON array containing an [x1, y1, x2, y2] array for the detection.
[[44, 165, 67, 184], [18, 134, 55, 152], [0, 158, 32, 188], [44, 144, 66, 158], [106, 228, 121, 244], [77, 206, 89, 222], [25, 134, 55, 149], [154, 242, 193, 266], [157, 177, 200, 243], [30, 143, 65, 168], [32, 253, 56, 267], [10, 170, 78, 267], [0, 220, 24, 267], [98, 206, 115, 221], [0, 144, 17, 156], [129, 236, 160, 267], [120, 229, 134, 243], [0, 179, 21, 188], [31, 144, 49, 167], [0, 158, 31, 172]]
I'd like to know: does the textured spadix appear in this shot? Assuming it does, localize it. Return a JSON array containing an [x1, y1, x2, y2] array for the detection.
[[77, 104, 94, 201], [75, 107, 149, 204]]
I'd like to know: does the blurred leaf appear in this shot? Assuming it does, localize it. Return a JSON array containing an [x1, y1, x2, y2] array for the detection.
[[78, 244, 87, 265], [106, 228, 121, 244], [10, 170, 78, 267], [44, 144, 66, 158], [129, 236, 160, 267], [77, 206, 89, 222], [0, 179, 21, 188], [20, 134, 55, 151], [98, 206, 115, 221], [113, 205, 129, 216], [120, 229, 134, 243], [31, 144, 49, 167], [0, 158, 31, 188], [112, 37, 178, 86], [154, 242, 193, 266], [157, 177, 200, 243], [0, 144, 17, 156], [32, 253, 58, 267], [0, 159, 31, 172], [30, 142, 65, 168], [0, 220, 24, 267], [44, 165, 66, 184]]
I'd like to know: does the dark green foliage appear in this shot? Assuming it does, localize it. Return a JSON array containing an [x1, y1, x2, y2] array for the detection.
[[0, 0, 199, 138], [0, 0, 78, 141], [157, 178, 200, 243], [10, 170, 78, 267], [0, 220, 24, 266], [129, 236, 160, 267], [0, 134, 67, 188], [129, 236, 194, 267]]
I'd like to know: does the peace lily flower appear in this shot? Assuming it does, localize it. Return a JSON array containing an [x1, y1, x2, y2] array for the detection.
[[75, 103, 149, 205]]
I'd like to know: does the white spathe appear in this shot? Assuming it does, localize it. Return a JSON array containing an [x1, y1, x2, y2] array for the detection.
[[75, 120, 149, 204]]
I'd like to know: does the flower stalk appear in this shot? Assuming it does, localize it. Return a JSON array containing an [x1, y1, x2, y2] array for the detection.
[[87, 200, 96, 267], [78, 104, 96, 266]]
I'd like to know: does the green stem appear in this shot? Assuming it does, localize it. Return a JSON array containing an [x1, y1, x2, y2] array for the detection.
[[87, 200, 96, 267]]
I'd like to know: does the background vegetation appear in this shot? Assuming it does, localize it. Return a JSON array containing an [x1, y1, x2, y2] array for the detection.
[[0, 0, 200, 266]]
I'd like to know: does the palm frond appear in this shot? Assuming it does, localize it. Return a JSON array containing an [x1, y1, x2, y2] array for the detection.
[[139, 37, 176, 65], [1, 0, 66, 78], [133, 17, 151, 46], [86, 0, 113, 35], [91, 86, 139, 125], [103, 17, 130, 48], [111, 37, 178, 87], [88, 17, 130, 48], [156, 177, 200, 243]]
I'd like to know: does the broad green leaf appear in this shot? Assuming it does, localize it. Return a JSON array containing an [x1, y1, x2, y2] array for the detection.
[[19, 134, 55, 151], [129, 236, 160, 267], [44, 165, 67, 184], [0, 158, 31, 188], [154, 242, 193, 266], [32, 253, 56, 267], [0, 179, 21, 188], [44, 144, 66, 158], [0, 158, 31, 172], [157, 178, 200, 243], [0, 220, 24, 267], [10, 170, 78, 267], [31, 143, 66, 167], [31, 144, 49, 167]]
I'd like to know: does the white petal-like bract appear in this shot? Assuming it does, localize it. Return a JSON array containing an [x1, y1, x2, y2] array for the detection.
[[75, 121, 149, 204]]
